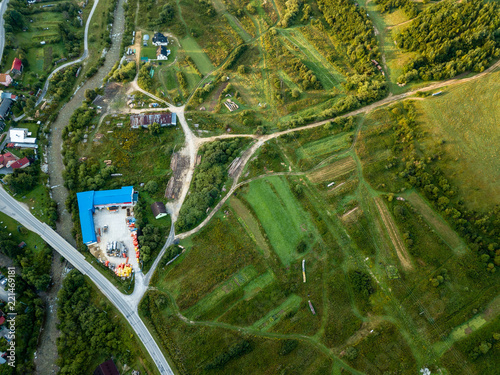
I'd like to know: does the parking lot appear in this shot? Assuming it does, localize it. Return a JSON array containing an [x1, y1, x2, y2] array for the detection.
[[91, 207, 139, 276]]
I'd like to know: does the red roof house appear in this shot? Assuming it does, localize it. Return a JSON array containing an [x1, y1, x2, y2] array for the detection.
[[0, 316, 5, 325], [2, 152, 18, 168], [10, 157, 30, 169], [11, 58, 23, 76]]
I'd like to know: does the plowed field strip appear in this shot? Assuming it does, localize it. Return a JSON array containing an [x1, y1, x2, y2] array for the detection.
[[374, 197, 413, 270]]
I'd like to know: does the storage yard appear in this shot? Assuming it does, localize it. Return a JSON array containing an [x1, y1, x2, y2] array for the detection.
[[90, 207, 140, 278]]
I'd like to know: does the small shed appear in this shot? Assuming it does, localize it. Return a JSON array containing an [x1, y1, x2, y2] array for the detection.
[[93, 359, 119, 375], [151, 201, 168, 219]]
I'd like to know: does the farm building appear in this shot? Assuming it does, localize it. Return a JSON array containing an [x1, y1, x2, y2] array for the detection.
[[156, 46, 170, 60], [10, 58, 23, 76], [151, 201, 168, 219], [130, 112, 177, 128], [0, 74, 12, 87], [77, 186, 138, 245], [152, 32, 169, 46]]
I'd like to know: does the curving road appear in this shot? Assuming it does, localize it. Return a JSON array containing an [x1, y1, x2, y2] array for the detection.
[[35, 0, 100, 106], [0, 0, 10, 64], [0, 185, 175, 375]]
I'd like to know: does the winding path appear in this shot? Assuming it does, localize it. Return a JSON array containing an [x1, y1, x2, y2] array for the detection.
[[35, 0, 100, 106]]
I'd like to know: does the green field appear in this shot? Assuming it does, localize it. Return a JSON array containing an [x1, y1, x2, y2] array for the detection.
[[179, 37, 215, 75], [243, 177, 317, 265], [141, 46, 158, 60], [415, 71, 500, 210]]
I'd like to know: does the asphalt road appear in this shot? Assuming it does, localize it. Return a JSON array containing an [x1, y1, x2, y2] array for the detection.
[[0, 186, 175, 375], [0, 0, 10, 64]]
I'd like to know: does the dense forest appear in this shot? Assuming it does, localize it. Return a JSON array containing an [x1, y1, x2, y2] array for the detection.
[[396, 0, 500, 83], [56, 271, 133, 374]]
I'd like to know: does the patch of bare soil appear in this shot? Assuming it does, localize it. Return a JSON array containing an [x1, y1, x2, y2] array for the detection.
[[165, 152, 190, 199]]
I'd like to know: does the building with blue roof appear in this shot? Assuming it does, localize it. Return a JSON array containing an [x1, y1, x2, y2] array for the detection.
[[77, 186, 137, 245]]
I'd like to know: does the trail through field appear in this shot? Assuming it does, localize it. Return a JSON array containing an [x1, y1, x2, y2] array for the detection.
[[405, 191, 467, 254], [374, 197, 413, 270]]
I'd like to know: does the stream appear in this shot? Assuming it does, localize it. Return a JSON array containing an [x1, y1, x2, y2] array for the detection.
[[34, 0, 126, 372]]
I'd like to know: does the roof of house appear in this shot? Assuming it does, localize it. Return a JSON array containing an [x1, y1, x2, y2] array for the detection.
[[0, 98, 13, 118], [0, 155, 3, 165], [158, 46, 169, 56], [11, 58, 22, 72], [153, 32, 168, 43], [77, 187, 135, 244], [151, 201, 167, 217], [10, 157, 30, 169], [0, 316, 5, 325], [130, 112, 177, 127], [2, 152, 17, 163], [93, 359, 120, 375]]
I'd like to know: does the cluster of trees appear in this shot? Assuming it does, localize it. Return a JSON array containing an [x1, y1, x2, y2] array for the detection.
[[278, 0, 307, 28], [57, 16, 83, 58], [396, 0, 500, 83], [264, 32, 322, 91], [138, 225, 162, 264], [110, 61, 136, 82], [0, 228, 52, 291], [121, 0, 137, 51], [348, 270, 375, 297], [137, 63, 154, 92], [176, 139, 246, 232], [185, 56, 203, 77], [374, 0, 418, 18], [223, 44, 248, 70], [204, 340, 253, 370], [155, 3, 176, 27], [177, 71, 188, 94], [189, 73, 222, 105], [56, 271, 131, 374], [317, 0, 381, 75], [3, 164, 38, 193], [0, 270, 44, 375], [47, 65, 81, 103], [384, 102, 500, 272]]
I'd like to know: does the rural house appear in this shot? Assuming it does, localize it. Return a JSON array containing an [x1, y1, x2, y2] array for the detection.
[[10, 157, 30, 170], [152, 32, 169, 46], [130, 112, 177, 128], [156, 46, 170, 60], [10, 58, 23, 76], [151, 201, 168, 219], [0, 152, 19, 168]]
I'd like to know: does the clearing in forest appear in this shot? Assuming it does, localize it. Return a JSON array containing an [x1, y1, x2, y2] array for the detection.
[[405, 192, 466, 254], [374, 197, 413, 270], [307, 156, 356, 184]]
